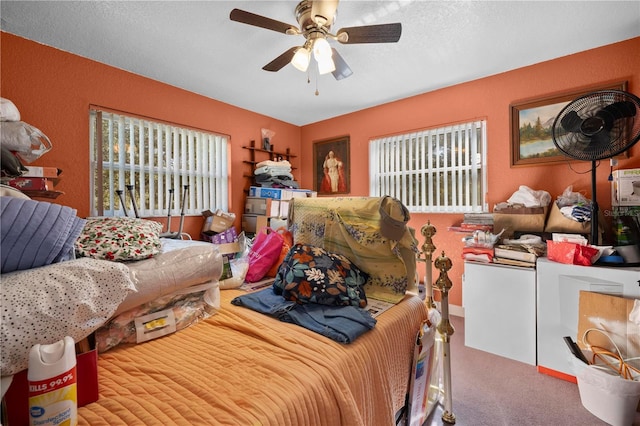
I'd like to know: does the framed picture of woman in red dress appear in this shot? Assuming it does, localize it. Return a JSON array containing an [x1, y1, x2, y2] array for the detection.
[[313, 136, 350, 195]]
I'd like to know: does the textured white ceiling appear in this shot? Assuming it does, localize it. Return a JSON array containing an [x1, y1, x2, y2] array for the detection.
[[1, 1, 639, 126]]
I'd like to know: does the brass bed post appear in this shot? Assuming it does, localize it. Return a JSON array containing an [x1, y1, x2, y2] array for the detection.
[[418, 221, 456, 424], [434, 251, 456, 424], [419, 221, 437, 309]]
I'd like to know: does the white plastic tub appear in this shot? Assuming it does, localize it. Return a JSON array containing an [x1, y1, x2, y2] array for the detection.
[[576, 364, 640, 426]]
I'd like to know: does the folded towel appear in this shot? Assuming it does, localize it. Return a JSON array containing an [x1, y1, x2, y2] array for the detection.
[[255, 159, 291, 169], [1, 196, 86, 273], [254, 165, 292, 176]]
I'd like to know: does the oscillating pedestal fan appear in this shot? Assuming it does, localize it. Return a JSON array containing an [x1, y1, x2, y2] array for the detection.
[[552, 89, 640, 244]]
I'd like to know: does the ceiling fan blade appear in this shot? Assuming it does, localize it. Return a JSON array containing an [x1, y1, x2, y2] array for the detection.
[[336, 23, 402, 44], [262, 47, 298, 72], [230, 9, 298, 35], [311, 0, 339, 27], [331, 48, 353, 80]]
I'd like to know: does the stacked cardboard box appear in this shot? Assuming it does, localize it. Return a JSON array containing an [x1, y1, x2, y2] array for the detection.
[[3, 166, 63, 198], [243, 196, 281, 234], [243, 188, 316, 234]]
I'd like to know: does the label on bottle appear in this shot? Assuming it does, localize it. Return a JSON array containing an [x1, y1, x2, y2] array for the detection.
[[28, 367, 77, 426]]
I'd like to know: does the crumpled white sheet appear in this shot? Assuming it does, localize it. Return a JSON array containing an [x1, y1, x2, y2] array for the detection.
[[506, 185, 551, 208]]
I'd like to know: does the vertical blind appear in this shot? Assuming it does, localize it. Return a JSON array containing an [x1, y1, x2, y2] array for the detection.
[[369, 120, 486, 213], [90, 109, 229, 217]]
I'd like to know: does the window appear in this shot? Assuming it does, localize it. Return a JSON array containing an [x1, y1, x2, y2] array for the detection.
[[89, 108, 229, 217], [369, 120, 487, 213]]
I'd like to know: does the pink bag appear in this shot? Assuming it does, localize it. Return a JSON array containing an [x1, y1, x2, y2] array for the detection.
[[245, 227, 284, 283]]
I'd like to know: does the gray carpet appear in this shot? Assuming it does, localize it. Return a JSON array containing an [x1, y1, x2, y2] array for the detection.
[[423, 315, 614, 426]]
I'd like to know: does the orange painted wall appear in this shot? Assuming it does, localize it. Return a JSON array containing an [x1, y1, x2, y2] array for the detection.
[[300, 37, 640, 307], [0, 32, 301, 238], [2, 32, 639, 308]]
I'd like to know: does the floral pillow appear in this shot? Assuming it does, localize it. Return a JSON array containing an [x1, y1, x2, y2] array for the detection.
[[273, 243, 369, 308], [75, 217, 163, 261]]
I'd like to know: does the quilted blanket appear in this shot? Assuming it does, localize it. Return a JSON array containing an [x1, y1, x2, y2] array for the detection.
[[78, 290, 428, 425], [0, 196, 85, 273], [288, 196, 418, 303]]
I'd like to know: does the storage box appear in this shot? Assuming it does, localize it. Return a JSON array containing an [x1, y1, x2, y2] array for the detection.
[[248, 186, 318, 201], [612, 205, 640, 246], [201, 227, 237, 245], [289, 189, 317, 198], [242, 214, 268, 234], [23, 166, 61, 178], [249, 186, 293, 200], [245, 197, 278, 216], [7, 177, 54, 191], [201, 210, 235, 234], [544, 202, 591, 234], [3, 349, 99, 426], [279, 200, 290, 218], [613, 168, 640, 206], [492, 205, 548, 239]]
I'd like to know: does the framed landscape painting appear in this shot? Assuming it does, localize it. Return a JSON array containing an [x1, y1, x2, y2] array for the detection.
[[510, 81, 627, 167]]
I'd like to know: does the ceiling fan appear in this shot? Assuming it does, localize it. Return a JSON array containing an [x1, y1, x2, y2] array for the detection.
[[230, 0, 402, 80]]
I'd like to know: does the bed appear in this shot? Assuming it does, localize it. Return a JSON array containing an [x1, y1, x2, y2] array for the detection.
[[1, 195, 452, 426]]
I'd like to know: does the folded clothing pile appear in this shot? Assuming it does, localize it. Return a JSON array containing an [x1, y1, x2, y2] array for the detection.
[[254, 159, 299, 189], [559, 204, 591, 222]]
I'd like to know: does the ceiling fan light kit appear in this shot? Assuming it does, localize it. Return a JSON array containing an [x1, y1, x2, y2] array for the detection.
[[291, 45, 311, 72], [230, 0, 402, 85]]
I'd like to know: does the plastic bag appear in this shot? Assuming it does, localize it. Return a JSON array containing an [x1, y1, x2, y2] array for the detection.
[[220, 257, 249, 289], [556, 185, 590, 208], [95, 281, 220, 353], [0, 121, 52, 163], [0, 98, 20, 121], [406, 309, 442, 426], [546, 240, 599, 266], [506, 185, 551, 208], [265, 227, 293, 278], [245, 227, 284, 283], [261, 128, 275, 151]]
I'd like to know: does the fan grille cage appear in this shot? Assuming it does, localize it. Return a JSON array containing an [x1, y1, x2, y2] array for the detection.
[[552, 90, 640, 161]]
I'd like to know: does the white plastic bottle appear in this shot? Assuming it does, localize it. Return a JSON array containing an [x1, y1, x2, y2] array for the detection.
[[28, 336, 78, 426]]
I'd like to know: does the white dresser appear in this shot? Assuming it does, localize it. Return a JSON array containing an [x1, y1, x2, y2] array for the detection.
[[463, 261, 537, 365], [536, 258, 640, 379], [463, 259, 640, 377]]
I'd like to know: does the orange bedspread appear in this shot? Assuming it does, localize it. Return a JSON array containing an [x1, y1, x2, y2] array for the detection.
[[78, 289, 428, 425]]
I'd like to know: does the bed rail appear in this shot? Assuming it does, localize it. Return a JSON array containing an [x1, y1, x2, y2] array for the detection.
[[418, 221, 456, 424]]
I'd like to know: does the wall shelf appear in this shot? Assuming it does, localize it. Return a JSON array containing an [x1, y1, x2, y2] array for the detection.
[[242, 140, 296, 190]]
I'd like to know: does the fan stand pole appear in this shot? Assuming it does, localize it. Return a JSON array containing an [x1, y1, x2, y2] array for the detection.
[[590, 160, 599, 245]]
